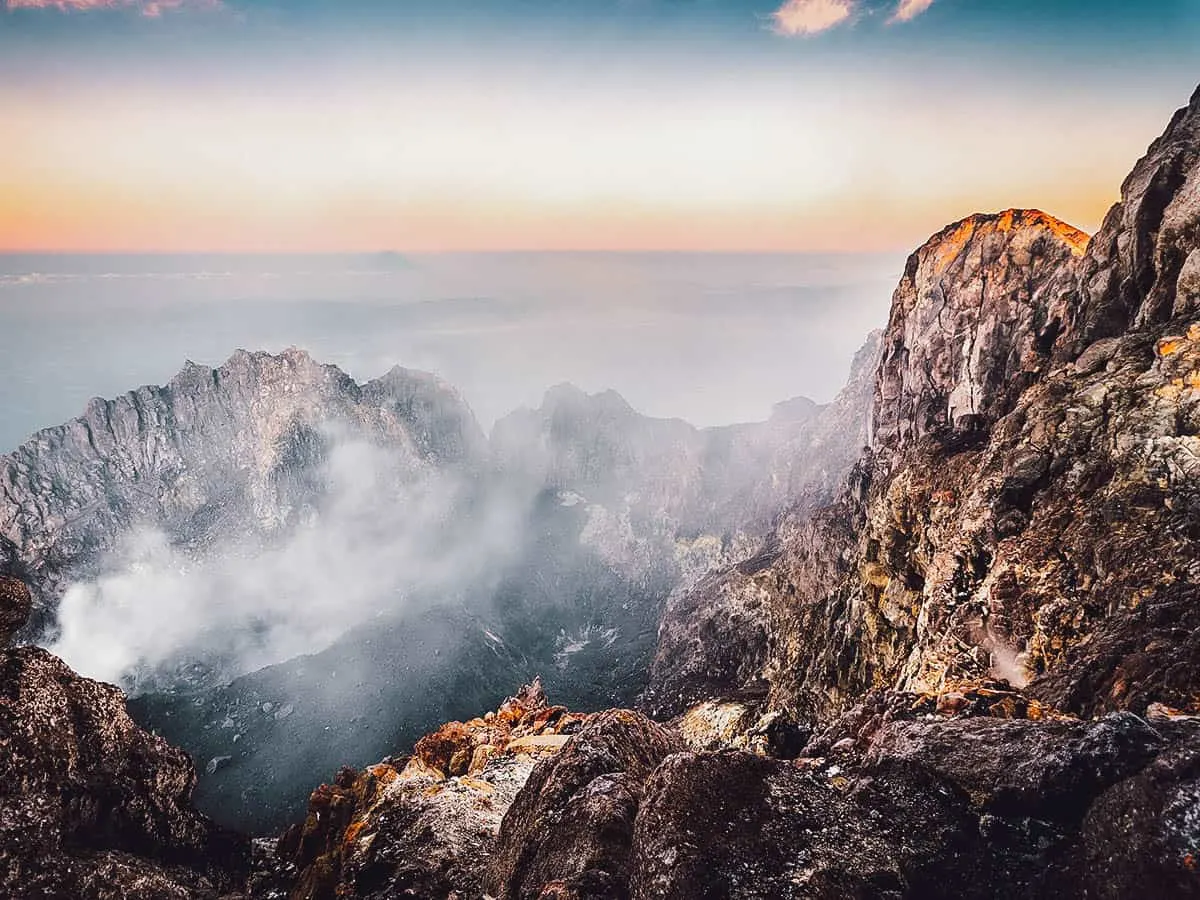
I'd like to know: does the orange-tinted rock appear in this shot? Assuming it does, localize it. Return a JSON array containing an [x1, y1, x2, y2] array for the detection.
[[412, 721, 474, 776]]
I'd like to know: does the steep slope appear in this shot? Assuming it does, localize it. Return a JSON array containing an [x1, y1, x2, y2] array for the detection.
[[648, 87, 1200, 726]]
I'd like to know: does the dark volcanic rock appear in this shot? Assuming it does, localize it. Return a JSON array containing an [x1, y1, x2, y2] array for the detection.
[[1050, 720, 1200, 898], [630, 751, 982, 900], [0, 574, 31, 647], [0, 643, 248, 899], [486, 709, 683, 900]]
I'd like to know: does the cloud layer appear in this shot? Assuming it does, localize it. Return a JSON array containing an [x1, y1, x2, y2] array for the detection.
[[771, 0, 935, 35], [771, 0, 853, 36], [890, 0, 934, 23], [5, 0, 218, 15]]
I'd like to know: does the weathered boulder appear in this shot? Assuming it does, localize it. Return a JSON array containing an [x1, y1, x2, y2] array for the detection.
[[1049, 719, 1200, 898], [631, 751, 984, 899], [486, 709, 683, 900], [0, 646, 248, 899]]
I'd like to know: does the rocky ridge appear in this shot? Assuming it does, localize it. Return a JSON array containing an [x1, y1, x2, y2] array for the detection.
[[0, 349, 485, 637]]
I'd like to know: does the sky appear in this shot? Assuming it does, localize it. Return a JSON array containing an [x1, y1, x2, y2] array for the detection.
[[2, 0, 1199, 252]]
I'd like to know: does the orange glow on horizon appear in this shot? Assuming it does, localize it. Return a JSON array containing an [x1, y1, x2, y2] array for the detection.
[[0, 71, 1175, 254]]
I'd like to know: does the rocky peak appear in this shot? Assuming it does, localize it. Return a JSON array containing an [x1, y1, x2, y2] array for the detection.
[[1057, 86, 1200, 354], [872, 209, 1089, 448], [0, 349, 485, 633]]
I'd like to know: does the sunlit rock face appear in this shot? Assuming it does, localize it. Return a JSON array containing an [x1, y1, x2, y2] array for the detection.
[[872, 208, 1089, 449], [646, 85, 1200, 729]]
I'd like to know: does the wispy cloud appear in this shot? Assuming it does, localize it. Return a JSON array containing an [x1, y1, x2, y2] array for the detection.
[[890, 0, 934, 23], [771, 0, 855, 36], [5, 0, 220, 15]]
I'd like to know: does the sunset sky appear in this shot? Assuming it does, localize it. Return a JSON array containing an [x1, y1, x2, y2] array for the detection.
[[2, 0, 1198, 252]]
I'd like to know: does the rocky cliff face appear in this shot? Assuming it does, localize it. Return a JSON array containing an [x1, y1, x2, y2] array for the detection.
[[649, 86, 1200, 728], [872, 209, 1088, 447], [6, 81, 1200, 900]]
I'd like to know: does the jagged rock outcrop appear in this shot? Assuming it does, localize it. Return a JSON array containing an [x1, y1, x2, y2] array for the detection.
[[271, 681, 590, 900], [0, 348, 485, 635], [267, 682, 1200, 899], [872, 209, 1088, 447], [0, 581, 248, 899]]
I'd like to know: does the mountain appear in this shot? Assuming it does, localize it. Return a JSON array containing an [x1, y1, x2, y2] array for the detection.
[[0, 348, 485, 639], [3, 80, 1198, 900], [0, 336, 876, 833]]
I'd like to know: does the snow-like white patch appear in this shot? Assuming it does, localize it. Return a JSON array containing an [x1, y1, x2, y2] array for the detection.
[[553, 625, 619, 669]]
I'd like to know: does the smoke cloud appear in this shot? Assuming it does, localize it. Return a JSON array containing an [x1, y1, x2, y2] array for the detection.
[[50, 433, 529, 691]]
